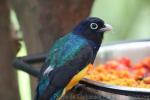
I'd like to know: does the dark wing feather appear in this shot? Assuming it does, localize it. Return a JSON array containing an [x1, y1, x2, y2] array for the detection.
[[40, 34, 88, 74], [40, 45, 93, 99]]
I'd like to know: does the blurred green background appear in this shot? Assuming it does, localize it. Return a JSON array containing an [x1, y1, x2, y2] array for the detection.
[[91, 0, 150, 43], [12, 0, 150, 100]]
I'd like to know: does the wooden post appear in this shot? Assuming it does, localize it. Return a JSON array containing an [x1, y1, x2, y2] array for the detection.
[[0, 0, 19, 99]]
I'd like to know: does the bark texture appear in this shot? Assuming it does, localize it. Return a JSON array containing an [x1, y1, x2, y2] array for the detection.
[[0, 0, 19, 99]]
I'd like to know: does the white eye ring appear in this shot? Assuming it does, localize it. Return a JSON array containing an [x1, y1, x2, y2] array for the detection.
[[90, 23, 98, 30]]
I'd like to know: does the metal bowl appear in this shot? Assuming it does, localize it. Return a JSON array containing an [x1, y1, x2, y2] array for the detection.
[[78, 40, 150, 100], [13, 40, 150, 100], [94, 40, 150, 66]]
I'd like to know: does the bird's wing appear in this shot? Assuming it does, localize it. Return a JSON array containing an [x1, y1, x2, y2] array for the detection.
[[40, 34, 89, 75], [38, 44, 94, 100], [42, 46, 93, 100]]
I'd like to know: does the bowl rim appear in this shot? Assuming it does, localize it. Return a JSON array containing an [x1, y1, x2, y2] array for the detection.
[[79, 78, 150, 97]]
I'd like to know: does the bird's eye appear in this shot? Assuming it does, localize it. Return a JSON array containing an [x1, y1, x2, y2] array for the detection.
[[90, 23, 98, 30]]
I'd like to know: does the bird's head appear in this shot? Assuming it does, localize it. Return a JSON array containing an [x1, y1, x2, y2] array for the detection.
[[73, 17, 112, 43]]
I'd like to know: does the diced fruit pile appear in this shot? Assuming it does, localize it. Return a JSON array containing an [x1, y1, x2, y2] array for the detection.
[[85, 57, 150, 88]]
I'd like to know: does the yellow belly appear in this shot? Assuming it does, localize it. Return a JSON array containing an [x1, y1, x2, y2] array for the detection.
[[65, 63, 93, 92], [58, 64, 93, 100]]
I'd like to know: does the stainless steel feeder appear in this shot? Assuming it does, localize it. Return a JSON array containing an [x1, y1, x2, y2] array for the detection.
[[78, 40, 150, 100], [13, 40, 150, 100]]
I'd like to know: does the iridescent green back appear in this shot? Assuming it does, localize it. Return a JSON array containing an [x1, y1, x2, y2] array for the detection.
[[48, 33, 88, 68]]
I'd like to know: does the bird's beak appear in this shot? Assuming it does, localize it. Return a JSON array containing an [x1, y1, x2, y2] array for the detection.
[[99, 24, 112, 32]]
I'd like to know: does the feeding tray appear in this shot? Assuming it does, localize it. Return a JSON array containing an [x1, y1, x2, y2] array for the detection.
[[13, 40, 150, 100]]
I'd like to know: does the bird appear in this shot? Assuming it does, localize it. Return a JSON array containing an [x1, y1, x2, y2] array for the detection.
[[35, 17, 112, 100]]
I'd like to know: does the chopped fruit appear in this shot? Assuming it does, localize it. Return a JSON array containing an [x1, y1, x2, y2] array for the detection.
[[85, 57, 150, 88]]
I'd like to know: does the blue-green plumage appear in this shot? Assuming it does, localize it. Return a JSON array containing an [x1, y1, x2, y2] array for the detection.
[[48, 33, 89, 68], [35, 17, 112, 100]]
